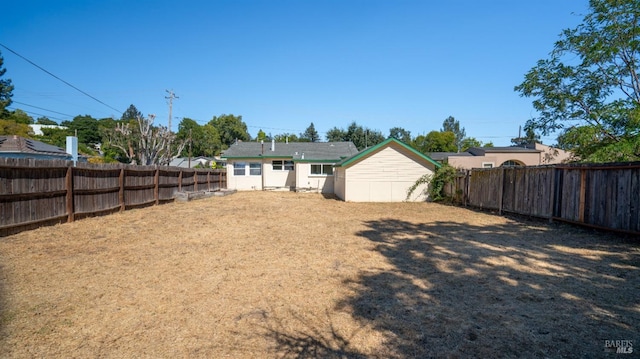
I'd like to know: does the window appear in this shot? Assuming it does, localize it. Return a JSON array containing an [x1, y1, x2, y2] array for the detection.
[[233, 162, 246, 176], [482, 162, 494, 168], [249, 162, 261, 176], [501, 160, 522, 167], [310, 164, 334, 175], [272, 160, 294, 171]]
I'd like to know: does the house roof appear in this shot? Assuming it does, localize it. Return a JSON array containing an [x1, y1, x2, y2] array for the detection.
[[430, 145, 542, 161], [221, 141, 359, 161], [335, 138, 441, 168], [0, 135, 71, 158], [467, 146, 541, 156]]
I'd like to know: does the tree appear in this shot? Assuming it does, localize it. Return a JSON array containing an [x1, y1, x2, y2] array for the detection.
[[106, 114, 185, 165], [62, 115, 101, 147], [511, 126, 541, 147], [273, 133, 298, 142], [441, 116, 466, 152], [121, 104, 143, 121], [300, 122, 320, 142], [209, 114, 249, 148], [388, 127, 412, 143], [0, 119, 31, 137], [413, 131, 457, 153], [36, 116, 57, 125], [460, 137, 483, 151], [325, 127, 346, 142], [515, 0, 640, 162], [4, 109, 33, 124], [176, 118, 222, 157], [0, 50, 14, 117], [256, 129, 267, 142]]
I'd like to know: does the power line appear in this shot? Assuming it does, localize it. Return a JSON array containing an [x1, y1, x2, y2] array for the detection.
[[6, 106, 65, 122], [11, 100, 75, 118], [0, 43, 123, 114]]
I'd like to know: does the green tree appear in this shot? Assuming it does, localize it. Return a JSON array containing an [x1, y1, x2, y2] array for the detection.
[[4, 109, 33, 124], [273, 133, 299, 142], [36, 116, 57, 125], [460, 137, 483, 151], [0, 51, 14, 117], [62, 115, 101, 147], [0, 119, 31, 136], [121, 104, 143, 121], [413, 131, 457, 153], [511, 126, 541, 147], [176, 118, 222, 157], [515, 0, 640, 162], [300, 122, 320, 142], [209, 114, 249, 148], [256, 129, 267, 142], [441, 116, 466, 152], [388, 127, 412, 143], [325, 127, 346, 142]]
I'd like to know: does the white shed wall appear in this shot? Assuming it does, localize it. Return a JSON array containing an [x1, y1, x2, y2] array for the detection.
[[342, 144, 435, 202]]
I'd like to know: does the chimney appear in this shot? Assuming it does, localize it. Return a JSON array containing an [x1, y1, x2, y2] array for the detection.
[[261, 140, 264, 155], [271, 139, 275, 151]]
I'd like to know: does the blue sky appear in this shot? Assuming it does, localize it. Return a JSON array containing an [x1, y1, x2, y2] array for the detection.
[[2, 0, 589, 146]]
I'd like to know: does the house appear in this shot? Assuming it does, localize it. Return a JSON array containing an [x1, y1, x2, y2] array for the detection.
[[333, 138, 441, 202], [169, 156, 214, 168], [29, 124, 67, 136], [430, 143, 573, 169], [0, 135, 74, 161], [222, 140, 359, 193]]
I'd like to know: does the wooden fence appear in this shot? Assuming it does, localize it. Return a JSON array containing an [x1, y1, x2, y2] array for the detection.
[[0, 158, 227, 236], [448, 162, 640, 235]]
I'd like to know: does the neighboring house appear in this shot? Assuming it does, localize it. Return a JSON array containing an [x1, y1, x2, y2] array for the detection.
[[222, 140, 359, 193], [334, 138, 441, 202], [169, 156, 214, 168], [29, 124, 67, 136], [0, 135, 74, 161], [430, 143, 573, 169]]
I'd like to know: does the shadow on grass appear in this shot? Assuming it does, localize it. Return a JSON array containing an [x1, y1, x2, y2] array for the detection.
[[260, 308, 367, 359], [335, 219, 639, 358]]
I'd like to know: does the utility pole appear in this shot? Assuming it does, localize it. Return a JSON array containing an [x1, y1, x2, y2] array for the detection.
[[165, 90, 178, 165], [165, 90, 178, 133]]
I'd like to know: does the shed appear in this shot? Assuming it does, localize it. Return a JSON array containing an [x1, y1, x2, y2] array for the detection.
[[333, 138, 441, 202]]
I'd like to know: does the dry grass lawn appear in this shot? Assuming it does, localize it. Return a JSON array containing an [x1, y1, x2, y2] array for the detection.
[[0, 191, 638, 358]]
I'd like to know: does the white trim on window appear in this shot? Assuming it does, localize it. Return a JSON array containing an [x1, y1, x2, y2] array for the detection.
[[482, 162, 494, 168]]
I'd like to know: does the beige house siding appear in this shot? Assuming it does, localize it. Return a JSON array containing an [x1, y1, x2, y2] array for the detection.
[[226, 160, 263, 190], [295, 163, 335, 193], [446, 144, 573, 170], [334, 168, 346, 200], [341, 143, 435, 202], [263, 160, 295, 189]]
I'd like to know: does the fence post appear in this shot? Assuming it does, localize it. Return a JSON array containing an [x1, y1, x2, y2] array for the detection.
[[548, 166, 556, 223], [119, 168, 125, 212], [218, 170, 222, 189], [178, 170, 183, 192], [154, 167, 159, 205], [498, 167, 505, 215], [194, 171, 198, 192], [66, 165, 74, 222], [578, 168, 586, 223], [207, 171, 211, 191]]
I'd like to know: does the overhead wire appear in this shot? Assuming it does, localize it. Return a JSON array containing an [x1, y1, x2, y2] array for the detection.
[[0, 43, 123, 114]]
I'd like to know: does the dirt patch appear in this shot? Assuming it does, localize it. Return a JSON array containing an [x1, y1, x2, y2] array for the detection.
[[0, 191, 638, 358]]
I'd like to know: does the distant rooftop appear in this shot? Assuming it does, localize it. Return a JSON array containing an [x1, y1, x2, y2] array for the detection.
[[221, 141, 359, 161], [0, 135, 71, 158]]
